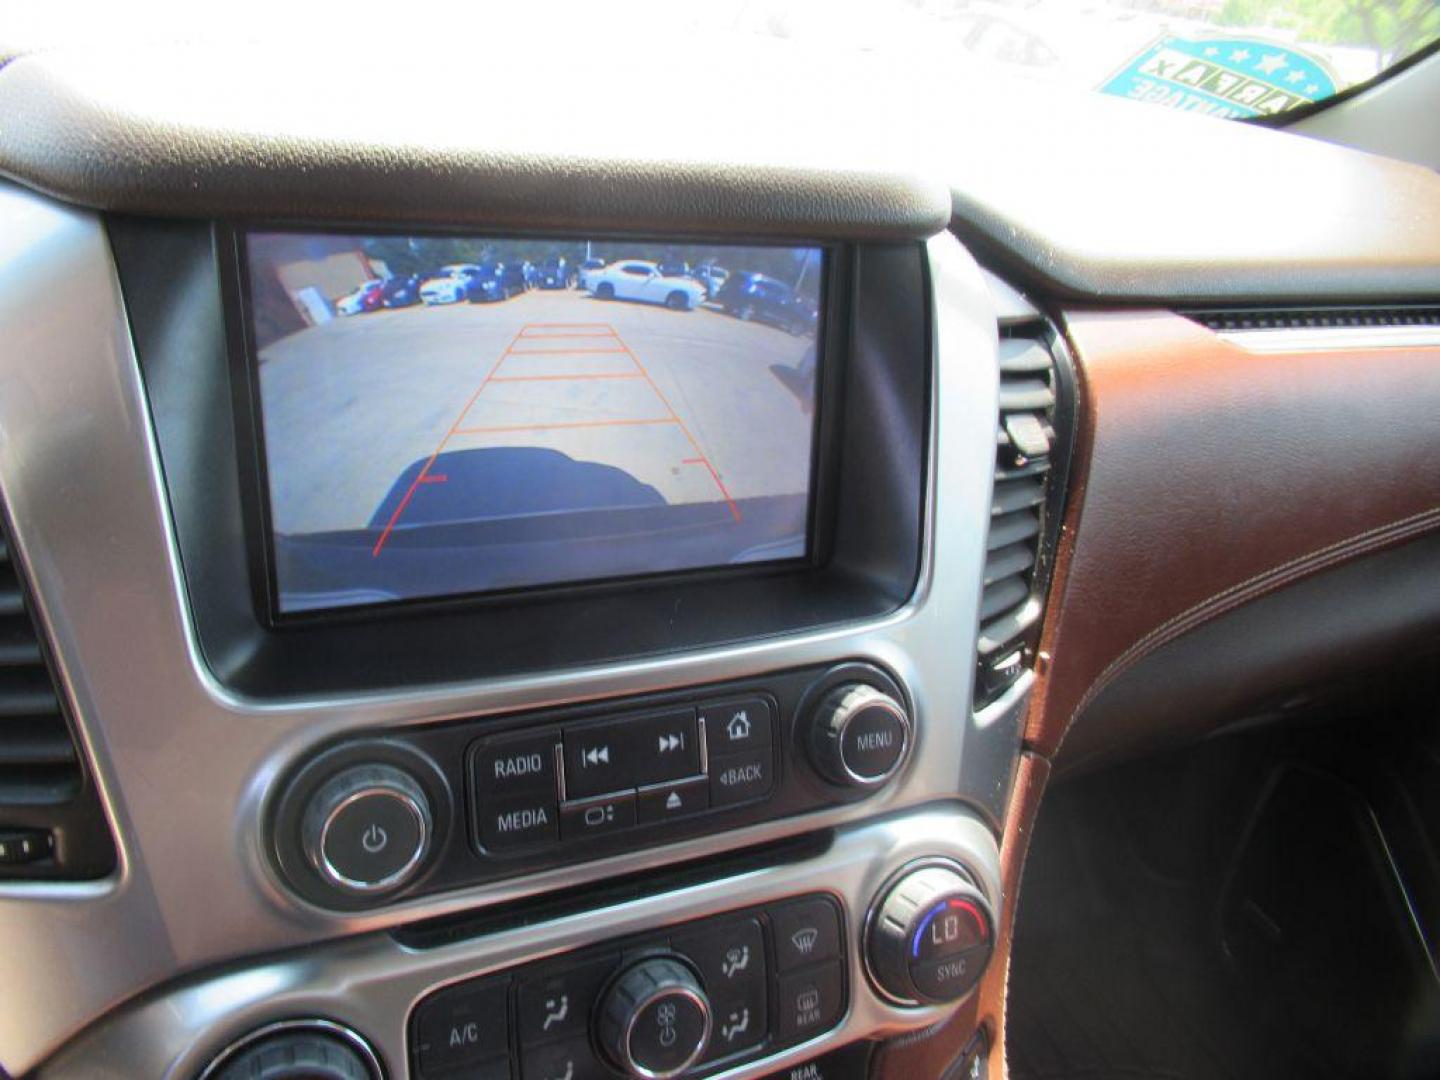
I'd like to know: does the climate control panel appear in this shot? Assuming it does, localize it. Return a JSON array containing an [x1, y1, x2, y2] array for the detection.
[[409, 894, 848, 1079], [271, 663, 913, 909]]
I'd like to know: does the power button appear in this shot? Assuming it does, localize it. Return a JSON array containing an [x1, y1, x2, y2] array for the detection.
[[301, 764, 432, 896]]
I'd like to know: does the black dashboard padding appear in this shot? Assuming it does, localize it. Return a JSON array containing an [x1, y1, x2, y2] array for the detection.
[[3, 42, 1440, 300], [0, 45, 948, 240], [1057, 531, 1440, 774]]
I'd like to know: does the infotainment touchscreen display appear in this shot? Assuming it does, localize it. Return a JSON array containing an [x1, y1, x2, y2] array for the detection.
[[243, 231, 825, 614]]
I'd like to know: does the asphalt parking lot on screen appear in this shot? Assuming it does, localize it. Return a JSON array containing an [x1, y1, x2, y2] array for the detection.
[[257, 288, 817, 539]]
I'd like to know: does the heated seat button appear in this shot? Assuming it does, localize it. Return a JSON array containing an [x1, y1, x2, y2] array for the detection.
[[770, 897, 842, 972], [636, 776, 709, 824], [412, 977, 510, 1075], [560, 792, 636, 840], [472, 730, 559, 799], [477, 793, 559, 852], [700, 698, 773, 754], [709, 749, 774, 807], [631, 709, 701, 786], [776, 960, 844, 1042], [563, 720, 636, 799], [517, 956, 617, 1046]]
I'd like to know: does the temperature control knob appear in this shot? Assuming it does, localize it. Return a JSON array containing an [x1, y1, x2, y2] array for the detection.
[[867, 863, 994, 1005], [598, 956, 712, 1079], [807, 684, 911, 788], [300, 763, 432, 897]]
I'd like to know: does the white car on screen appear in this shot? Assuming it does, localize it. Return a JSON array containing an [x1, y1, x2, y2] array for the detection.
[[586, 261, 706, 311], [419, 264, 482, 305]]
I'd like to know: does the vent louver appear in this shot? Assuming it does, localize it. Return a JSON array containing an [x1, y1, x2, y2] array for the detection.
[[1185, 305, 1440, 332], [0, 519, 114, 878], [975, 326, 1068, 707]]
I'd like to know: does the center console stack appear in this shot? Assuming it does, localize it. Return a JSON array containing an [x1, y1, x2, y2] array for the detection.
[[4, 173, 1019, 1079]]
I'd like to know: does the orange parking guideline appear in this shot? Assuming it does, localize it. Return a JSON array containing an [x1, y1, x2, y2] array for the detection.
[[605, 323, 742, 524], [370, 324, 528, 557], [372, 318, 740, 558]]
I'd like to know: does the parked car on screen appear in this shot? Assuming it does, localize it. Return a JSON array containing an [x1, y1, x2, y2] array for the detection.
[[420, 264, 484, 305], [690, 264, 729, 297], [657, 260, 690, 278], [716, 272, 815, 334], [336, 279, 384, 315], [537, 258, 576, 289], [380, 273, 423, 308], [577, 257, 606, 291], [587, 261, 706, 311], [468, 262, 529, 302]]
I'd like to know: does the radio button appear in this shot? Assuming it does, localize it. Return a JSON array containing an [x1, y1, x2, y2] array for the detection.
[[710, 749, 774, 807], [563, 720, 636, 800], [560, 792, 636, 840], [770, 897, 842, 972], [477, 794, 559, 852], [700, 698, 773, 754], [636, 777, 709, 824], [632, 709, 700, 786], [472, 731, 559, 799]]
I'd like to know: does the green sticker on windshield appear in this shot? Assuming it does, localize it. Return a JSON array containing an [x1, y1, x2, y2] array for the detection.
[[1099, 35, 1339, 118]]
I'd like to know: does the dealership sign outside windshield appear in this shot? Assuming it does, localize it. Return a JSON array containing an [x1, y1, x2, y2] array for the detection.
[[1099, 36, 1339, 119]]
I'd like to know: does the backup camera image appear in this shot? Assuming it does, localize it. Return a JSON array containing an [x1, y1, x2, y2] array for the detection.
[[246, 231, 823, 613]]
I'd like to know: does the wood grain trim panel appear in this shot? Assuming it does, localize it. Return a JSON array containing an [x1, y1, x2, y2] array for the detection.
[[1025, 309, 1440, 760]]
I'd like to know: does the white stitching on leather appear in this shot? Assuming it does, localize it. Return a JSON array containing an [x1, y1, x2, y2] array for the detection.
[[1056, 504, 1440, 755]]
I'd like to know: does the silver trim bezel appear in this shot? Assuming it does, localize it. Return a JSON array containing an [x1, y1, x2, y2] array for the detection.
[[195, 1018, 384, 1080], [0, 183, 1003, 1074]]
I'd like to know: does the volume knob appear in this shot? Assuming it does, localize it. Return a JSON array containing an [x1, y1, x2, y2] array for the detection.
[[807, 684, 911, 788]]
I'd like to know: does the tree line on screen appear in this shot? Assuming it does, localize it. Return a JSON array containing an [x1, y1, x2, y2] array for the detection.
[[361, 236, 822, 301]]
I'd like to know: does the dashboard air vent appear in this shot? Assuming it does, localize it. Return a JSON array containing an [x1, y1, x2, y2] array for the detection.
[[975, 318, 1072, 709], [0, 519, 114, 879], [1185, 305, 1440, 332]]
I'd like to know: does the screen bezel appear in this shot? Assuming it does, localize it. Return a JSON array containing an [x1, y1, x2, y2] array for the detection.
[[227, 224, 843, 627]]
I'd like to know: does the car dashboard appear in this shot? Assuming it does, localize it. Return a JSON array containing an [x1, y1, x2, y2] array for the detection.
[[0, 35, 1437, 1080]]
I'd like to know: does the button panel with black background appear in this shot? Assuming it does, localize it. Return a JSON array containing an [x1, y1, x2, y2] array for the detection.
[[409, 893, 849, 1079]]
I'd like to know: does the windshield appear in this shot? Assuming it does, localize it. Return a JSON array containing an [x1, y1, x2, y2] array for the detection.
[[8, 1, 1433, 123]]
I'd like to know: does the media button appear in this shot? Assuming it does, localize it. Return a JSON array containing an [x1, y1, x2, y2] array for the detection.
[[710, 749, 774, 807], [770, 897, 842, 972], [632, 709, 701, 786], [560, 792, 636, 840], [636, 777, 709, 824], [477, 794, 559, 852], [700, 698, 773, 754], [563, 720, 635, 799], [472, 730, 559, 800]]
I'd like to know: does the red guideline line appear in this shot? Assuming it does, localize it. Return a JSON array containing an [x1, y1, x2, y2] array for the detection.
[[489, 373, 644, 383], [371, 325, 529, 557], [506, 347, 629, 356]]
